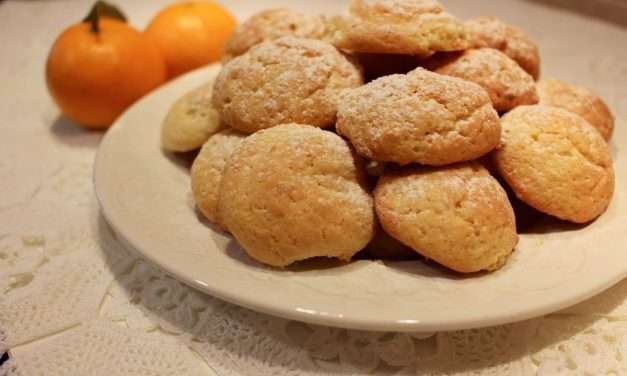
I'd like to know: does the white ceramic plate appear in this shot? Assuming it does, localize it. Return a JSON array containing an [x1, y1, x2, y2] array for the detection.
[[95, 1, 627, 332]]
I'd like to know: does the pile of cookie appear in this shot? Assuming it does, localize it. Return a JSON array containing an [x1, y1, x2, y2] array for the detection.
[[161, 0, 615, 273]]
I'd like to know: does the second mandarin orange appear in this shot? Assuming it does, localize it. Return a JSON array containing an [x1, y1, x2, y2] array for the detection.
[[145, 1, 237, 79]]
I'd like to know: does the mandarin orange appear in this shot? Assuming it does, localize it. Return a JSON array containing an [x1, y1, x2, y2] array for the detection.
[[46, 17, 166, 129], [145, 1, 237, 79]]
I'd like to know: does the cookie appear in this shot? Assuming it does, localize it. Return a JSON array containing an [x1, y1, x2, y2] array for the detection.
[[375, 162, 518, 273], [213, 36, 363, 134], [161, 81, 225, 152], [336, 67, 501, 166], [325, 0, 468, 56], [537, 79, 614, 140], [223, 9, 326, 62], [428, 48, 538, 112], [190, 129, 246, 231], [219, 124, 375, 267], [465, 17, 540, 80], [493, 105, 614, 223]]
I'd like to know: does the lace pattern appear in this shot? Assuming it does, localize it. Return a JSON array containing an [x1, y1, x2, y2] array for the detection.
[[2, 222, 627, 375]]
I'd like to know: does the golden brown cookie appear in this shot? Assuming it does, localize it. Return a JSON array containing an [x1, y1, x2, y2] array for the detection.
[[493, 105, 614, 223], [429, 48, 538, 112], [219, 124, 375, 267], [465, 17, 540, 80], [336, 67, 501, 166], [161, 81, 225, 152], [212, 36, 363, 134], [223, 9, 326, 62], [537, 79, 614, 140], [190, 129, 246, 231], [375, 162, 518, 273], [325, 0, 468, 56]]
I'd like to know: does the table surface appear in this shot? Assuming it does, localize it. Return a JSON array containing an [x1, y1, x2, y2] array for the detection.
[[1, 1, 627, 375]]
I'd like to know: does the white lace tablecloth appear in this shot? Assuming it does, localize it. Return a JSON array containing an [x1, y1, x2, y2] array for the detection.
[[2, 1, 627, 375]]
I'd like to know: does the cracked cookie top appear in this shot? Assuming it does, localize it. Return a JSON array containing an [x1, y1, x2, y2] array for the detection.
[[222, 9, 326, 62], [465, 16, 541, 80], [493, 105, 614, 223], [218, 124, 375, 267], [537, 79, 614, 141], [324, 0, 468, 56], [374, 162, 518, 273], [427, 48, 538, 113], [213, 36, 363, 133], [336, 67, 501, 166]]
